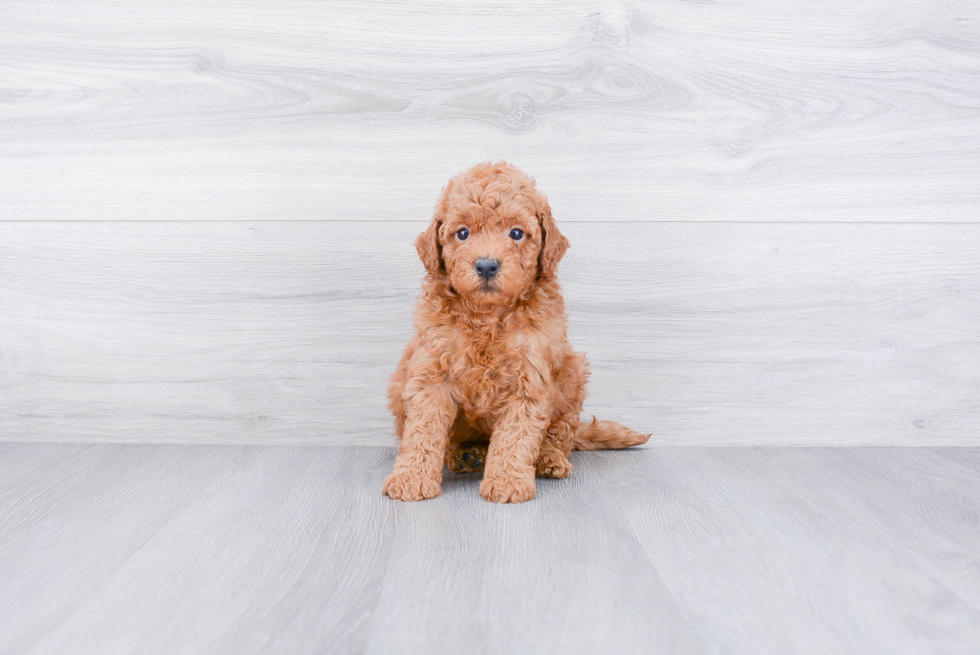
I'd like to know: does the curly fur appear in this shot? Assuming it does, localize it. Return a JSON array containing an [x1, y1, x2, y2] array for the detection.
[[383, 162, 649, 504]]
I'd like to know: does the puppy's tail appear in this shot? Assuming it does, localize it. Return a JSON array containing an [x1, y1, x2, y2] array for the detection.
[[572, 416, 650, 451]]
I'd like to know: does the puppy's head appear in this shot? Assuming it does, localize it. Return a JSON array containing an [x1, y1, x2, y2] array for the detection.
[[416, 162, 569, 306]]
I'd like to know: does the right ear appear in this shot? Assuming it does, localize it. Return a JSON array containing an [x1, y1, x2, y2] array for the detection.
[[415, 217, 444, 275], [416, 181, 452, 275]]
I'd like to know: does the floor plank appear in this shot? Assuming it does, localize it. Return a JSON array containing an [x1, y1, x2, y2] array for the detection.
[[362, 463, 708, 655], [1, 221, 977, 446], [0, 445, 242, 654], [932, 447, 980, 475], [1, 444, 977, 654], [16, 447, 397, 655], [603, 448, 980, 654]]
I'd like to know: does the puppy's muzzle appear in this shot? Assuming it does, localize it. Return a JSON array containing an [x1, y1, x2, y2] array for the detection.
[[475, 258, 500, 280]]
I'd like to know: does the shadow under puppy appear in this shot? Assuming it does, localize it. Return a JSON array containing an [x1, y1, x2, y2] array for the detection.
[[384, 162, 649, 504]]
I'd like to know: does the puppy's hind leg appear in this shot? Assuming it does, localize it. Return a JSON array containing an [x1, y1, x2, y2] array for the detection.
[[536, 418, 575, 479], [536, 350, 586, 479]]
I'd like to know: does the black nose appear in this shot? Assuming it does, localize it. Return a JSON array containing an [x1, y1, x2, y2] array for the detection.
[[475, 258, 500, 280]]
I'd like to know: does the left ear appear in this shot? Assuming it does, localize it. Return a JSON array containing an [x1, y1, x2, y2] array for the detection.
[[536, 195, 569, 278]]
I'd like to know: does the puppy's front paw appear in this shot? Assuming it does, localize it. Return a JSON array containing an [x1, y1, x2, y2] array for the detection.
[[480, 474, 536, 504], [383, 470, 441, 501]]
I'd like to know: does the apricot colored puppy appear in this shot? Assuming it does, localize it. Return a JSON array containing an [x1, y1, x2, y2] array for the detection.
[[384, 162, 649, 503]]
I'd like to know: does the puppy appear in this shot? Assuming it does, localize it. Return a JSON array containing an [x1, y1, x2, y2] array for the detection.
[[384, 162, 649, 503]]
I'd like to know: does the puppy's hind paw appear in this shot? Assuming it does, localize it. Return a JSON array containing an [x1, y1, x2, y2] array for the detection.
[[446, 441, 488, 473], [536, 455, 573, 479]]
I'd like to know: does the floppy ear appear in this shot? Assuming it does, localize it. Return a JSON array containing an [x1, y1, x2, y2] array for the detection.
[[416, 183, 452, 275], [415, 216, 444, 276], [537, 196, 569, 278]]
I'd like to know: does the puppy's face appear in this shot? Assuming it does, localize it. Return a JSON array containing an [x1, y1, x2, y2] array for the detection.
[[439, 202, 541, 306], [416, 163, 569, 307]]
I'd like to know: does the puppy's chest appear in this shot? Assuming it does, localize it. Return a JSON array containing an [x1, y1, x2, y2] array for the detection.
[[446, 331, 527, 415]]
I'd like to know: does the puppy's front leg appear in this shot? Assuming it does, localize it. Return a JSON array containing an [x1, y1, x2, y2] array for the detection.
[[481, 399, 551, 504], [383, 384, 456, 501]]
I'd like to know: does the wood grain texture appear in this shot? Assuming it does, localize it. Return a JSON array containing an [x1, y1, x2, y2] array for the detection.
[[603, 447, 980, 654], [0, 444, 977, 654], [1, 0, 979, 222], [0, 221, 977, 446]]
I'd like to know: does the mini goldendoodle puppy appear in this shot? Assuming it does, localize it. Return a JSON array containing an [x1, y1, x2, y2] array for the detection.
[[384, 162, 649, 504]]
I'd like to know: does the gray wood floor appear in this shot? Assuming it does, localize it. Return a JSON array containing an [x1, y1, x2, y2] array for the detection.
[[1, 443, 978, 655]]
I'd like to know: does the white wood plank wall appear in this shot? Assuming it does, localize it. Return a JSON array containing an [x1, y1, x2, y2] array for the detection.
[[1, 1, 978, 445]]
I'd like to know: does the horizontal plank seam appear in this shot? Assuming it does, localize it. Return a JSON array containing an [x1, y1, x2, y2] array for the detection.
[[1, 220, 979, 225]]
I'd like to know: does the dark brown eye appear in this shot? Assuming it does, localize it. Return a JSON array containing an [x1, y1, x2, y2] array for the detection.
[[509, 228, 524, 241], [457, 228, 469, 241]]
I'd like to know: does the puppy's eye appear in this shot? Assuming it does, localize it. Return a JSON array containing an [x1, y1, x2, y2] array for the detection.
[[456, 228, 469, 241], [509, 228, 524, 241]]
